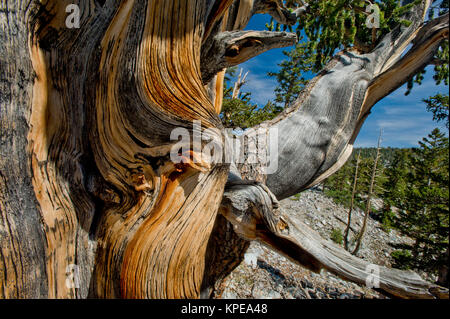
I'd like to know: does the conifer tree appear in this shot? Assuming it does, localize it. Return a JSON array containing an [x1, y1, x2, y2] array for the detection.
[[381, 148, 413, 229], [390, 129, 449, 283], [268, 41, 313, 108], [424, 93, 449, 128], [1, 0, 447, 298], [220, 68, 283, 128]]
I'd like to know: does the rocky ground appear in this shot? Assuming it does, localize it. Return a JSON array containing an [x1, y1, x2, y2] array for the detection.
[[214, 188, 422, 299]]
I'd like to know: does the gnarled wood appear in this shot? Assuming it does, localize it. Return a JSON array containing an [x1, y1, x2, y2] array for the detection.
[[1, 0, 448, 299], [3, 0, 231, 299], [220, 180, 449, 299], [0, 0, 48, 298], [207, 0, 449, 299], [201, 30, 297, 84], [236, 1, 449, 200]]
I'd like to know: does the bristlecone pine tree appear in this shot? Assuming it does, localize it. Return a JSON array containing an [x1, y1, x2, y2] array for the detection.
[[0, 0, 449, 299]]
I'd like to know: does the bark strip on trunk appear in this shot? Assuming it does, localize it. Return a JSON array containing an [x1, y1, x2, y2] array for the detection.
[[1, 0, 448, 299], [0, 0, 49, 298]]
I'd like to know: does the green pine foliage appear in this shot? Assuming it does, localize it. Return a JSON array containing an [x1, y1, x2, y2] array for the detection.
[[323, 147, 390, 210], [389, 129, 449, 274], [407, 0, 449, 94], [331, 228, 344, 244], [381, 148, 413, 230], [321, 91, 449, 277], [267, 1, 431, 71], [220, 68, 283, 128], [323, 128, 449, 276], [221, 98, 283, 128], [267, 40, 314, 108], [217, 1, 449, 281], [266, 1, 448, 96], [221, 1, 448, 129], [429, 0, 449, 86], [424, 93, 449, 128]]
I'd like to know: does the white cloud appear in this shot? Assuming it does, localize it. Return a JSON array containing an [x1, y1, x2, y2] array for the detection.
[[243, 73, 277, 106], [356, 64, 448, 148]]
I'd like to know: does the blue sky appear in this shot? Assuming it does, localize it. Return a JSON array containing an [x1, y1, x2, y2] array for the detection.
[[234, 14, 448, 148]]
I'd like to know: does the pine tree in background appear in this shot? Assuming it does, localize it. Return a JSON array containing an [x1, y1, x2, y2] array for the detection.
[[352, 130, 384, 255], [219, 0, 448, 273], [222, 1, 448, 128], [268, 0, 448, 89], [381, 148, 413, 231], [262, 0, 449, 282], [424, 93, 449, 128], [390, 129, 449, 285], [268, 40, 313, 108], [344, 150, 361, 251], [220, 68, 283, 128], [323, 148, 388, 212], [322, 158, 354, 207]]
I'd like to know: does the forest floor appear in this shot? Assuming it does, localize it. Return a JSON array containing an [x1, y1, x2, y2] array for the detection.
[[214, 188, 431, 299]]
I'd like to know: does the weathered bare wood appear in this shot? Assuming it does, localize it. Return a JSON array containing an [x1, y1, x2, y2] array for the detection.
[[0, 0, 49, 298], [252, 0, 298, 25], [201, 30, 297, 84], [83, 0, 229, 298], [220, 180, 449, 299], [2, 0, 232, 299], [364, 12, 449, 111], [214, 0, 449, 299], [232, 68, 249, 99], [1, 0, 448, 300], [237, 1, 449, 200]]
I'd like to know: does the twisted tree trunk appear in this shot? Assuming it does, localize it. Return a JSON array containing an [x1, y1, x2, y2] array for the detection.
[[0, 0, 448, 299]]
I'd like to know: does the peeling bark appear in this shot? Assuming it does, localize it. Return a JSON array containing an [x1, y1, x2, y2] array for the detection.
[[0, 0, 448, 299]]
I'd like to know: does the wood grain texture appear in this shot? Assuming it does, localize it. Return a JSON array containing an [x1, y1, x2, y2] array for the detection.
[[201, 30, 297, 84], [1, 0, 448, 299], [220, 180, 449, 298], [3, 0, 230, 298], [0, 0, 48, 298], [86, 0, 229, 298], [212, 0, 449, 299], [236, 0, 449, 201]]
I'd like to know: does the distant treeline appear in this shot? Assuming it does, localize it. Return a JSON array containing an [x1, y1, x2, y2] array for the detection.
[[322, 130, 449, 284], [350, 146, 408, 165]]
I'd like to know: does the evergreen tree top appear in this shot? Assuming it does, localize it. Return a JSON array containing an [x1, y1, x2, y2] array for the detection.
[[266, 0, 448, 94]]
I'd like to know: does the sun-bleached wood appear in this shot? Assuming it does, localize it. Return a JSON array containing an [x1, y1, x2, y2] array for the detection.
[[0, 0, 448, 299], [220, 180, 449, 299], [201, 30, 297, 83]]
